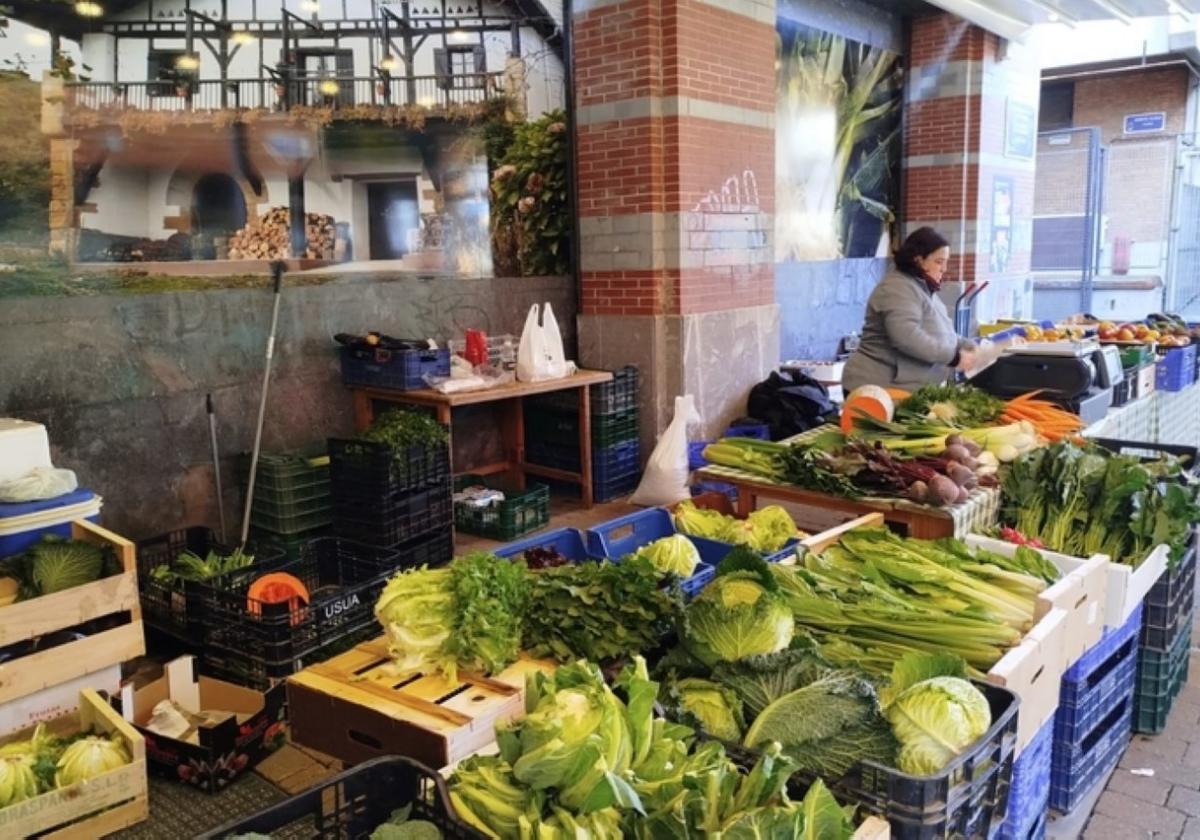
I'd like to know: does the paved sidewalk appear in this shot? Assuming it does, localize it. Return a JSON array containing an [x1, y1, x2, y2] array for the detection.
[[1083, 610, 1200, 839]]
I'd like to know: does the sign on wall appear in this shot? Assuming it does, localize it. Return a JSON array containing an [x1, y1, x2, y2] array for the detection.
[[990, 175, 1013, 273], [1124, 112, 1166, 135], [1005, 100, 1036, 160]]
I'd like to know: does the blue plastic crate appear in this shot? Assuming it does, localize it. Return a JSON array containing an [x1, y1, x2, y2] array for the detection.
[[1048, 694, 1132, 814], [339, 344, 451, 391], [593, 473, 639, 502], [995, 715, 1054, 840], [688, 441, 711, 471], [1155, 345, 1197, 392], [526, 439, 639, 480], [691, 481, 737, 503], [585, 508, 717, 598], [725, 422, 770, 440], [0, 489, 102, 558], [495, 528, 595, 564], [685, 534, 801, 566], [1056, 603, 1142, 742]]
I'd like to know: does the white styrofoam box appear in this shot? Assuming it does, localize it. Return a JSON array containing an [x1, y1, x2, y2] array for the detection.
[[988, 607, 1068, 755], [966, 535, 1108, 666], [0, 664, 121, 736], [0, 420, 53, 483]]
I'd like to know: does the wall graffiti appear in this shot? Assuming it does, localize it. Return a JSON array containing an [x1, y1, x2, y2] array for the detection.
[[692, 170, 761, 213]]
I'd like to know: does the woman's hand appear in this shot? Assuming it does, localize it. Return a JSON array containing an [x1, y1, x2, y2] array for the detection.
[[956, 348, 979, 371]]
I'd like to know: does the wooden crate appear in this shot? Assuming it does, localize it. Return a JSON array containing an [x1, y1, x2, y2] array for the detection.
[[799, 512, 886, 555], [287, 637, 555, 770], [0, 689, 148, 839], [853, 816, 891, 840], [0, 520, 145, 705]]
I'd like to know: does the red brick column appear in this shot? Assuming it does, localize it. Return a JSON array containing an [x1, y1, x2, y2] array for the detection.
[[903, 13, 1039, 322], [572, 0, 779, 438]]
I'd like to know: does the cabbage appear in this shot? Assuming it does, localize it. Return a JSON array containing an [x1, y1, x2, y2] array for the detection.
[[28, 536, 106, 596], [671, 678, 745, 742], [637, 535, 700, 578], [673, 501, 801, 553], [673, 501, 733, 541], [54, 735, 130, 788], [745, 507, 800, 552], [0, 756, 39, 806], [682, 550, 794, 666], [882, 653, 992, 776], [374, 566, 455, 677]]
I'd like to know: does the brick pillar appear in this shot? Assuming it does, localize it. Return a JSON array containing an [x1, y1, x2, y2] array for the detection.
[[47, 138, 77, 259], [573, 0, 779, 440], [903, 13, 1039, 322]]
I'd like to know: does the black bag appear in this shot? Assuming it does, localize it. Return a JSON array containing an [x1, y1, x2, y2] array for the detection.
[[747, 371, 838, 441]]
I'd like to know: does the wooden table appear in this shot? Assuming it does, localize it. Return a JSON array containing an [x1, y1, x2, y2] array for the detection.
[[349, 370, 614, 508]]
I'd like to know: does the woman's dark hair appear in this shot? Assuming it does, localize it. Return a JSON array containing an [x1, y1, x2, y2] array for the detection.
[[894, 227, 949, 275]]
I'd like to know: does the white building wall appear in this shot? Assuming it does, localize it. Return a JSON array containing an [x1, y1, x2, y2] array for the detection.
[[81, 166, 153, 237]]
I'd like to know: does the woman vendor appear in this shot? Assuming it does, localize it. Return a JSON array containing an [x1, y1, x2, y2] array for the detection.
[[842, 227, 978, 394]]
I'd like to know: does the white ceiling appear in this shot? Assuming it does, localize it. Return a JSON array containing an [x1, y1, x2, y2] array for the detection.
[[924, 0, 1190, 40]]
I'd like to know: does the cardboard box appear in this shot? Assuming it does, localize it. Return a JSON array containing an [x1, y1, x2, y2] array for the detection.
[[0, 663, 120, 737], [118, 656, 286, 794]]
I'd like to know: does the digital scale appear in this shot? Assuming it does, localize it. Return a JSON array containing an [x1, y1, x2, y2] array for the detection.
[[971, 339, 1123, 426]]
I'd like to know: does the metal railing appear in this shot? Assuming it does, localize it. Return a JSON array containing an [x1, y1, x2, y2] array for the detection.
[[65, 73, 505, 113]]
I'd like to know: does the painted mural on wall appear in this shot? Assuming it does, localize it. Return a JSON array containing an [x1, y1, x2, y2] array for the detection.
[[775, 20, 902, 263]]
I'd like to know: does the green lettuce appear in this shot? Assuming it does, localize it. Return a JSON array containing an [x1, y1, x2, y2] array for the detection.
[[667, 678, 746, 743], [636, 534, 701, 579], [374, 566, 455, 677]]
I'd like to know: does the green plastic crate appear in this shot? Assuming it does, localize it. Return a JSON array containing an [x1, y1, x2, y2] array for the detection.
[[249, 491, 333, 535], [1134, 614, 1193, 734], [525, 405, 639, 449], [249, 526, 331, 562], [453, 476, 550, 541], [241, 452, 331, 507]]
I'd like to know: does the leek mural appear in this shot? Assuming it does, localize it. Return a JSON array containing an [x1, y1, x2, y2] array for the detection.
[[776, 21, 903, 262]]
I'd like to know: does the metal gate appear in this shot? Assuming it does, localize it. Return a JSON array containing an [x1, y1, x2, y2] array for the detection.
[[1169, 144, 1200, 316]]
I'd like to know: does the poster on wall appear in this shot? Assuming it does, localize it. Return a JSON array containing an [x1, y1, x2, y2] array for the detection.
[[1005, 100, 1036, 160], [990, 175, 1013, 274], [775, 20, 903, 263]]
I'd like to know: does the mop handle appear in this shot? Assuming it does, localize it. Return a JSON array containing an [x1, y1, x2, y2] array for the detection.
[[207, 393, 228, 544], [240, 264, 285, 549]]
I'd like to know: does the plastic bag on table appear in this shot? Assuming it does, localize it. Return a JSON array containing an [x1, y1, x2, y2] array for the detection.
[[0, 467, 78, 503], [517, 303, 575, 382], [630, 394, 702, 507]]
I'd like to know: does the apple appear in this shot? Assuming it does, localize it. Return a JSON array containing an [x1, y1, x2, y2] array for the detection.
[[1098, 325, 1118, 340], [1134, 324, 1150, 339], [1117, 328, 1136, 341]]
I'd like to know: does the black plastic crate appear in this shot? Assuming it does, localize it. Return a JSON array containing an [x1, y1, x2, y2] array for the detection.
[[726, 682, 1018, 840], [525, 404, 639, 448], [390, 529, 455, 570], [453, 477, 550, 541], [203, 538, 399, 686], [1134, 614, 1192, 734], [1090, 437, 1199, 477], [527, 365, 641, 415], [329, 438, 450, 497], [340, 343, 451, 391], [200, 756, 480, 839], [1142, 585, 1195, 652], [526, 439, 640, 479], [1141, 545, 1197, 650], [135, 527, 289, 643], [332, 484, 453, 548]]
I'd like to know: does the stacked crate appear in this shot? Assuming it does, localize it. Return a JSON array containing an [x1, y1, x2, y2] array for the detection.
[[242, 452, 333, 559], [525, 366, 642, 502], [327, 435, 454, 567], [1134, 538, 1197, 733]]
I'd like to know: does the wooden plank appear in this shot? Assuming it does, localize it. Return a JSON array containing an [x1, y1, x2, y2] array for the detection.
[[0, 689, 148, 839], [349, 369, 613, 408], [522, 462, 583, 483], [800, 513, 886, 555], [579, 379, 594, 508], [0, 571, 139, 646], [0, 620, 145, 706], [852, 816, 891, 840]]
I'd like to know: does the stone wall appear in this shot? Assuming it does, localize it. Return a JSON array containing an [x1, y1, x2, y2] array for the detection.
[[0, 274, 574, 540]]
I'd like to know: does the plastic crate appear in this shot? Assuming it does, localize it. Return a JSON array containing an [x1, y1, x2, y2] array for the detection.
[[199, 756, 479, 838], [525, 404, 639, 449], [203, 537, 400, 687], [249, 526, 331, 562], [584, 508, 718, 598], [239, 452, 330, 506], [1155, 345, 1197, 391], [726, 421, 770, 440], [686, 534, 802, 566], [727, 681, 1018, 840], [391, 529, 455, 570], [329, 438, 450, 497], [525, 438, 640, 481], [1090, 437, 1199, 477], [594, 472, 640, 502], [526, 365, 641, 415], [1056, 603, 1141, 742], [1140, 545, 1197, 651], [494, 527, 595, 563], [1048, 694, 1133, 814], [339, 343, 451, 391], [453, 477, 550, 541], [995, 715, 1054, 840], [688, 441, 711, 471], [691, 480, 738, 503], [249, 491, 332, 536], [332, 484, 452, 548], [135, 527, 289, 643], [1134, 613, 1193, 734]]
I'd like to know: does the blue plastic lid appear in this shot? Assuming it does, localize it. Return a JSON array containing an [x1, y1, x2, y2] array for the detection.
[[0, 489, 97, 521]]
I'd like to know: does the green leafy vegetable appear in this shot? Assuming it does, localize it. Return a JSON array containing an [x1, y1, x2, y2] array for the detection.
[[674, 501, 804, 553], [25, 536, 107, 597], [895, 384, 1005, 428], [635, 534, 701, 579], [362, 408, 449, 450], [743, 670, 898, 779], [681, 549, 794, 667], [375, 566, 455, 677], [523, 555, 679, 663], [150, 547, 253, 585], [710, 641, 831, 719], [882, 653, 991, 776], [368, 804, 443, 839], [667, 678, 746, 743]]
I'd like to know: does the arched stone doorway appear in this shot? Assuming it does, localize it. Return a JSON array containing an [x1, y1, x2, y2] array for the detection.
[[191, 173, 247, 259]]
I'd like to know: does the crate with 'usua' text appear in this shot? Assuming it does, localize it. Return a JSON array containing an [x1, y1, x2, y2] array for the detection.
[[0, 689, 148, 839], [287, 636, 556, 771], [115, 655, 287, 794], [200, 538, 401, 690]]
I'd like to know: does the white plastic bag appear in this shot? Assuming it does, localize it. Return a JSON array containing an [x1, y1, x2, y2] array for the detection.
[[0, 466, 78, 503], [517, 303, 570, 382], [630, 395, 701, 507]]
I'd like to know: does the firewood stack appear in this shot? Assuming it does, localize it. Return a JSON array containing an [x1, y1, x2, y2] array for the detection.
[[228, 207, 336, 260]]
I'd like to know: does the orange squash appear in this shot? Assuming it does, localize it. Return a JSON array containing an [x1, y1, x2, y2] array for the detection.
[[246, 572, 310, 625], [840, 385, 896, 435]]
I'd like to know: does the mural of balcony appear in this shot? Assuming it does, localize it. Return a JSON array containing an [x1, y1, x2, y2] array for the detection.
[[62, 72, 508, 115]]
